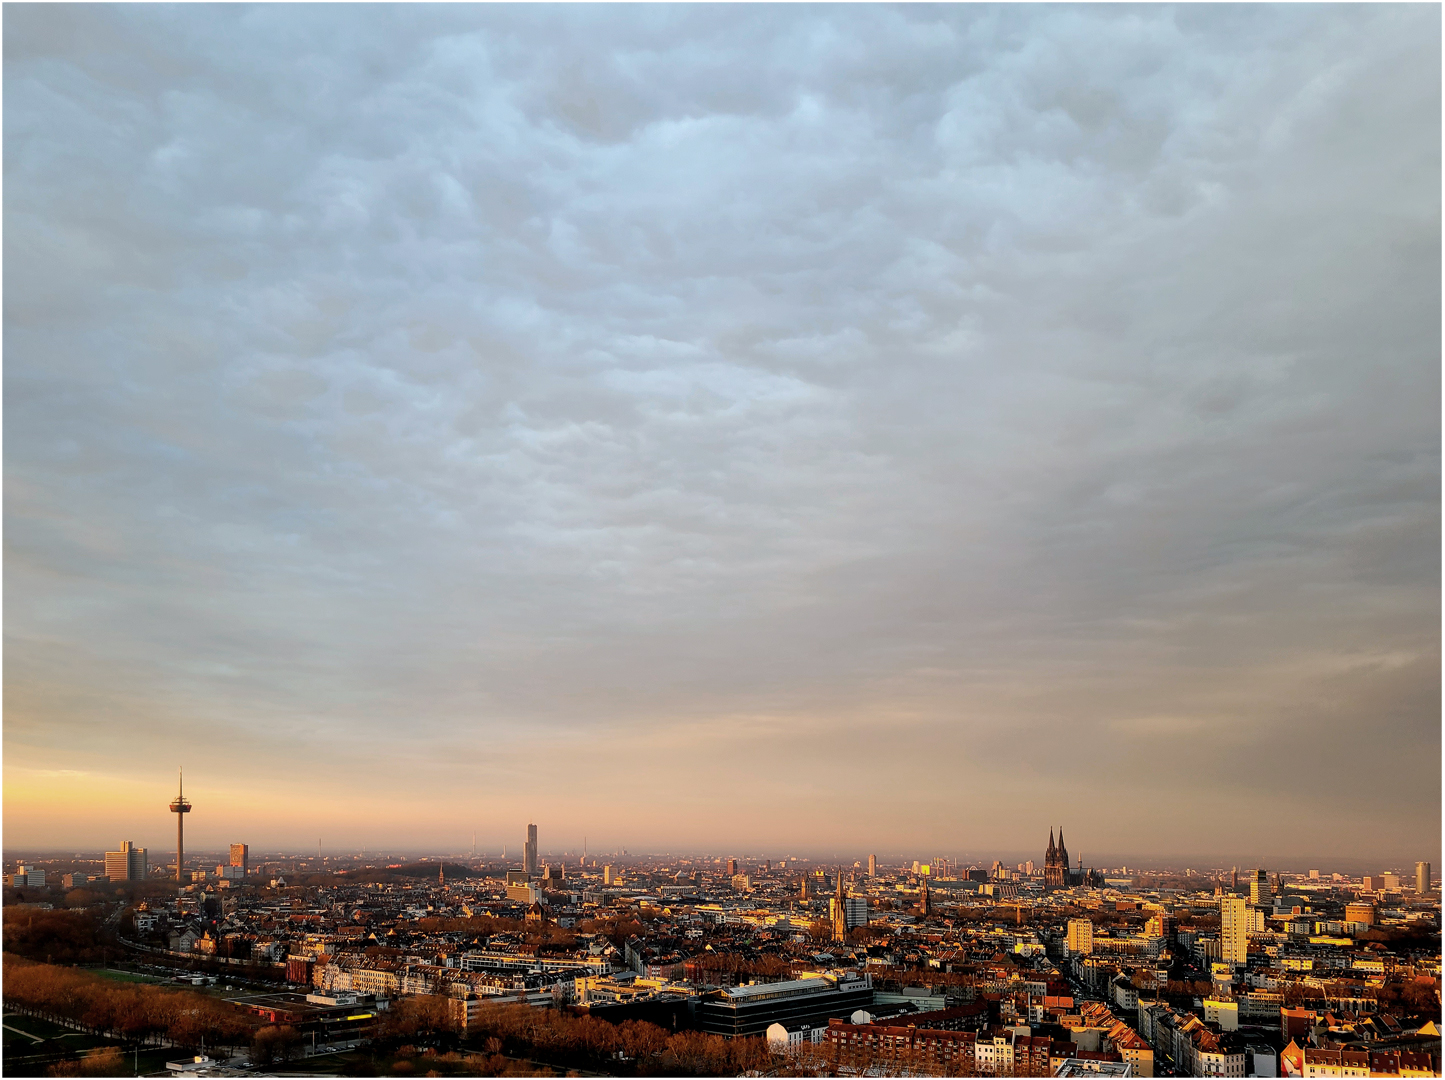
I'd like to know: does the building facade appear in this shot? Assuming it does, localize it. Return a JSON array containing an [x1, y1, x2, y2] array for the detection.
[[105, 841, 147, 882], [1220, 897, 1248, 967], [1248, 869, 1271, 906], [697, 972, 873, 1038], [524, 824, 539, 876]]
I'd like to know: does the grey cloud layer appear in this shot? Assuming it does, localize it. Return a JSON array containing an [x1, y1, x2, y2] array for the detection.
[[5, 5, 1439, 853]]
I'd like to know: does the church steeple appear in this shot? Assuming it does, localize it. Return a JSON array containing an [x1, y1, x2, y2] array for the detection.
[[1047, 828, 1057, 861]]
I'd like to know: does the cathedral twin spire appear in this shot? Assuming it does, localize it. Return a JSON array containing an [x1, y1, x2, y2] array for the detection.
[[1046, 827, 1069, 865], [1044, 827, 1072, 888]]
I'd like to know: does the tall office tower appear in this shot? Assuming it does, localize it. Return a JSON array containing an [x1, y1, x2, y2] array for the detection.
[[105, 841, 148, 882], [581, 838, 587, 868], [1220, 896, 1249, 966], [1417, 862, 1432, 895], [1249, 868, 1270, 906], [524, 824, 538, 876], [868, 854, 877, 878], [727, 858, 738, 876], [230, 844, 249, 875], [169, 769, 191, 883], [1231, 867, 1238, 890], [603, 864, 614, 886], [1067, 918, 1094, 956]]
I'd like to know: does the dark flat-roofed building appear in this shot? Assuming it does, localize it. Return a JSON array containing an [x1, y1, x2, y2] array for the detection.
[[697, 971, 873, 1038]]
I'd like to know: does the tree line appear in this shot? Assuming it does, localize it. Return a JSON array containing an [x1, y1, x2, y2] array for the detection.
[[3, 908, 119, 966], [368, 998, 773, 1077], [3, 956, 258, 1057]]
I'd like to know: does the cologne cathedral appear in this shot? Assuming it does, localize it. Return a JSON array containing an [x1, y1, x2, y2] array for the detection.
[[1044, 827, 1071, 888], [1044, 828, 1104, 889]]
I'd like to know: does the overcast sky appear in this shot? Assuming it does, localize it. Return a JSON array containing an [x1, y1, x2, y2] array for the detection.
[[4, 4, 1439, 866]]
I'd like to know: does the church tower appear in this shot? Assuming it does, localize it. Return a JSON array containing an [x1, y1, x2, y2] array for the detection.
[[1045, 827, 1069, 890], [831, 871, 849, 941]]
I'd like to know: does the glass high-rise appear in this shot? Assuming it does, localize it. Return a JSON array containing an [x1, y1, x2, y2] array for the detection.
[[524, 823, 538, 876]]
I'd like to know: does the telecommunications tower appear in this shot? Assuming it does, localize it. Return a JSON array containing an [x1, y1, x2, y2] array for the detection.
[[169, 768, 191, 884]]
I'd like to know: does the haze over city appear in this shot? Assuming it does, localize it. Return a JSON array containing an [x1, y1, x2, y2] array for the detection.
[[5, 5, 1439, 864]]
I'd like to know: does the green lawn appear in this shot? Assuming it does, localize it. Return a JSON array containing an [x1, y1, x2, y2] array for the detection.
[[3, 1012, 74, 1040], [91, 967, 166, 984], [267, 1047, 374, 1075], [4, 1041, 184, 1077], [88, 966, 255, 999], [1, 1026, 116, 1053], [132, 1045, 179, 1075], [2, 1014, 186, 1076]]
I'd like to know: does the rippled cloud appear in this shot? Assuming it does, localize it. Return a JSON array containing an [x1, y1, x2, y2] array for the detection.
[[4, 5, 1438, 861]]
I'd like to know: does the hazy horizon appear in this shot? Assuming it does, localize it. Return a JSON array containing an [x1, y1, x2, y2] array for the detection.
[[0, 839, 1417, 880], [5, 6, 1440, 863]]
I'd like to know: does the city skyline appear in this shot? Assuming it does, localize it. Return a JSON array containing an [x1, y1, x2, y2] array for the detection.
[[5, 6, 1440, 861], [1, 799, 1430, 881]]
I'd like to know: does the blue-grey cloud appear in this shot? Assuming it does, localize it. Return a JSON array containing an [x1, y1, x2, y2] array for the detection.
[[4, 4, 1439, 861]]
